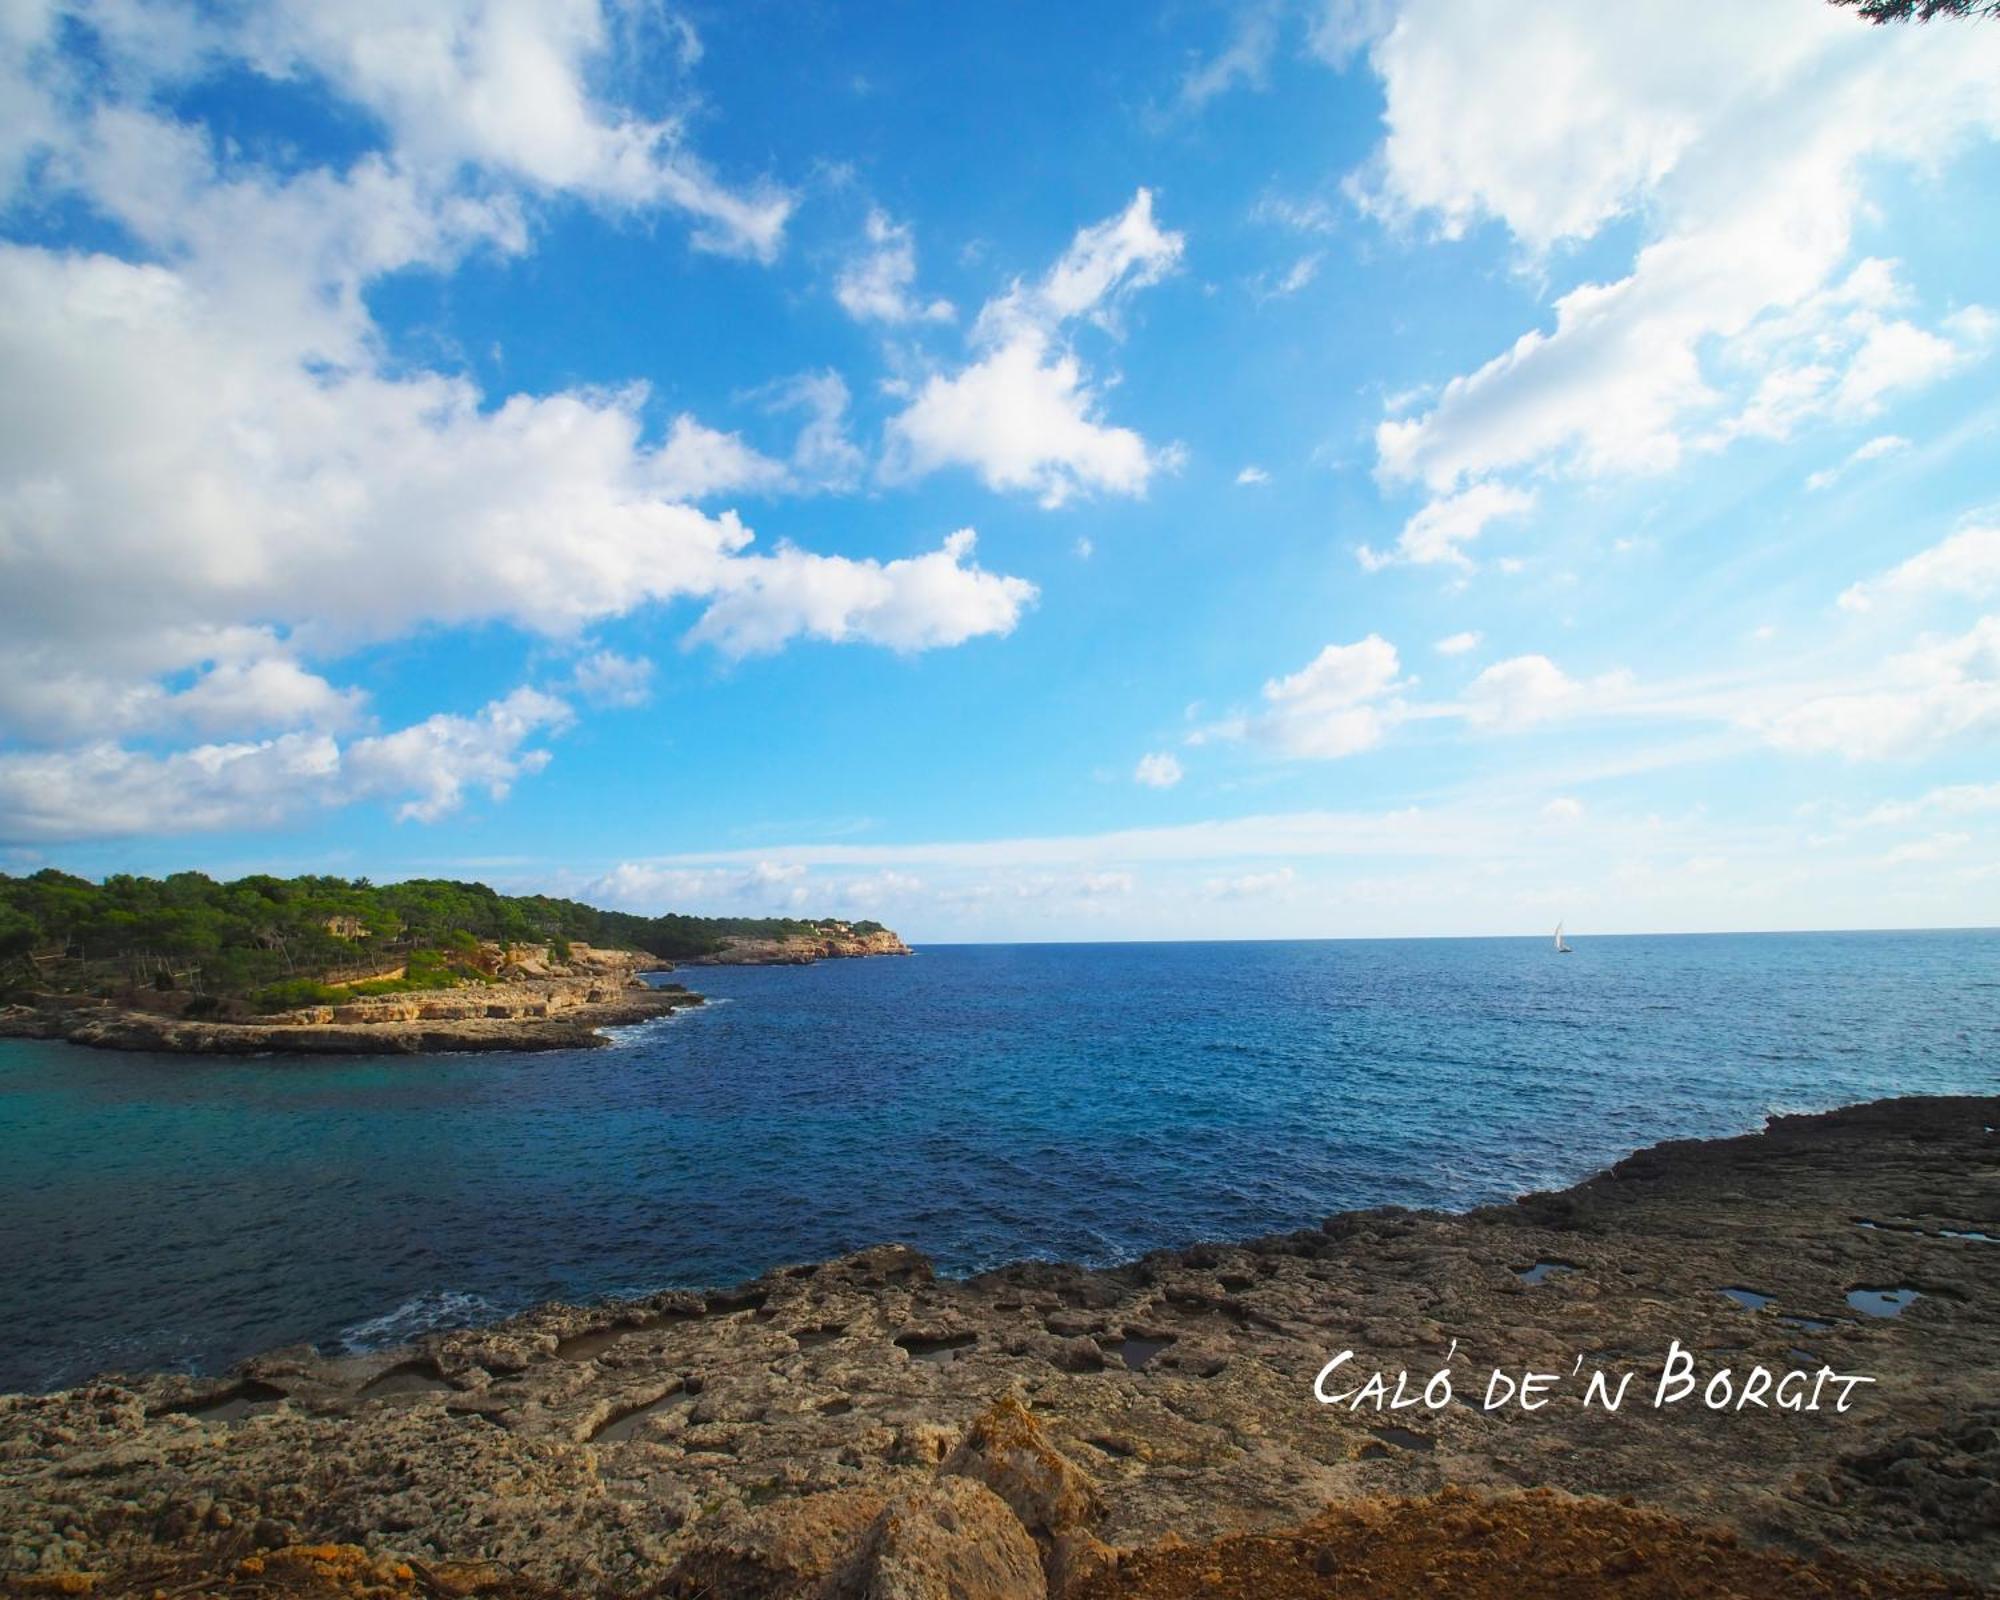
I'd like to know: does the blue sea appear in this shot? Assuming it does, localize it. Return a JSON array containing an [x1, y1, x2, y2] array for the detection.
[[1, 933, 1995, 1393]]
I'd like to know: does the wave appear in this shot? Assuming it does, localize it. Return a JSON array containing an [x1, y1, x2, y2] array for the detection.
[[332, 1289, 500, 1353]]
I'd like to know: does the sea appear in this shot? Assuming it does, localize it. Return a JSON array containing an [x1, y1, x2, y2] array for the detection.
[[0, 931, 1994, 1393]]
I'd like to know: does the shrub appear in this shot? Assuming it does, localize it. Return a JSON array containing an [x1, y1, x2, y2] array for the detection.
[[182, 995, 223, 1019]]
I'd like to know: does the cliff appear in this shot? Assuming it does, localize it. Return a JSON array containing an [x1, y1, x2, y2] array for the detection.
[[683, 924, 913, 965], [0, 1096, 1992, 1597]]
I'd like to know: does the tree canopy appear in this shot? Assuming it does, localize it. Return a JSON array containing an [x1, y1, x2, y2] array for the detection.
[[1828, 0, 2000, 21], [0, 870, 873, 999]]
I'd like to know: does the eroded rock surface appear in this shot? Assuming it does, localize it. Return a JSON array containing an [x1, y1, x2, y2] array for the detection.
[[1, 1095, 1993, 1595]]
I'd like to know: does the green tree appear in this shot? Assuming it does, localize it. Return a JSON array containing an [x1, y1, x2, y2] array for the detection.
[[1829, 0, 1999, 18]]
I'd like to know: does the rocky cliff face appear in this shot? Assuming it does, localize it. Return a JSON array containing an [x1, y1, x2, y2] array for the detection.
[[0, 1096, 1992, 1596], [686, 927, 913, 965], [0, 944, 702, 1056]]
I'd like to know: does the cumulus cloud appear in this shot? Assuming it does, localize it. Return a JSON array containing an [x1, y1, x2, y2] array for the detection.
[[1360, 4, 2000, 532], [0, 10, 1034, 837], [1236, 465, 1271, 486], [1837, 525, 2000, 613], [883, 190, 1184, 506], [685, 530, 1036, 657], [233, 1, 794, 259], [1360, 482, 1536, 571], [0, 687, 569, 841], [1134, 751, 1184, 789], [1255, 635, 1409, 758], [835, 209, 952, 324], [1435, 630, 1482, 656], [1461, 654, 1632, 729], [652, 414, 790, 502]]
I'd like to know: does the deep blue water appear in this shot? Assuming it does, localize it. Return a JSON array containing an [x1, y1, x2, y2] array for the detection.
[[1, 933, 1995, 1393]]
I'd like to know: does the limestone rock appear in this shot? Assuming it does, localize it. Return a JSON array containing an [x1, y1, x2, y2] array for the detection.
[[661, 1488, 887, 1599], [838, 1476, 1043, 1600], [941, 1396, 1101, 1544]]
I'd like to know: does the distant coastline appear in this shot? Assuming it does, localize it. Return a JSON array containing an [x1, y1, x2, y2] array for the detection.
[[0, 868, 909, 1056]]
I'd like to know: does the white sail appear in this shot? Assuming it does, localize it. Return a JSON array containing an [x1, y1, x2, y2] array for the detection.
[[1554, 921, 1572, 953]]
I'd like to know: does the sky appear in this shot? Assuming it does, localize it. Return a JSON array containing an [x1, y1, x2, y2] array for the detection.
[[1, 0, 1997, 942]]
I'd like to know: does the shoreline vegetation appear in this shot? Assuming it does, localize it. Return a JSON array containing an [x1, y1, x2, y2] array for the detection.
[[0, 1095, 1992, 1597], [0, 870, 909, 1055]]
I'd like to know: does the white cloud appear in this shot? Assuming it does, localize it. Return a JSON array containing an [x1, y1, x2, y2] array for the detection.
[[1204, 866, 1296, 899], [1806, 432, 1910, 492], [1362, 6, 2000, 506], [584, 858, 813, 915], [568, 650, 655, 709], [1134, 751, 1184, 789], [171, 646, 367, 737], [883, 337, 1168, 507], [1306, 0, 1398, 69], [653, 413, 790, 501], [1881, 831, 1971, 867], [994, 187, 1184, 336], [1757, 616, 2000, 759], [235, 1, 794, 259], [835, 209, 953, 325], [884, 190, 1184, 506], [1541, 796, 1584, 823], [346, 687, 573, 822], [684, 529, 1036, 657], [1435, 630, 1482, 656], [1255, 635, 1409, 758], [1862, 782, 2000, 826], [0, 687, 569, 841], [1360, 482, 1535, 571], [0, 24, 1034, 834], [1179, 2, 1283, 110], [1462, 655, 1618, 729], [1837, 524, 2000, 613], [1253, 253, 1322, 300], [1236, 465, 1271, 486], [761, 370, 868, 493]]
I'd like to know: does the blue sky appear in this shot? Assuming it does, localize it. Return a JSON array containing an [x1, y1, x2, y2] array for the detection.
[[1, 0, 1997, 939]]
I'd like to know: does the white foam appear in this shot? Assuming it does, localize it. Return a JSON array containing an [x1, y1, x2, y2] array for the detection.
[[335, 1289, 498, 1352]]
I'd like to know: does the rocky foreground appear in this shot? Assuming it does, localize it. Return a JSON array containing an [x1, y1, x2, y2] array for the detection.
[[0, 947, 701, 1055], [0, 1096, 1993, 1598]]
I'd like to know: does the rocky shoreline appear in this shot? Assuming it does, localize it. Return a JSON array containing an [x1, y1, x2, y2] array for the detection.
[[684, 928, 914, 966], [0, 947, 701, 1056], [1, 1094, 1993, 1596]]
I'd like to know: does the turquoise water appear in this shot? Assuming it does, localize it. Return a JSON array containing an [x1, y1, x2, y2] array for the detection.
[[1, 932, 1994, 1392]]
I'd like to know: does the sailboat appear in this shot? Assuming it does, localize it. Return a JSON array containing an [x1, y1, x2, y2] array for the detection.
[[1554, 921, 1573, 954]]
